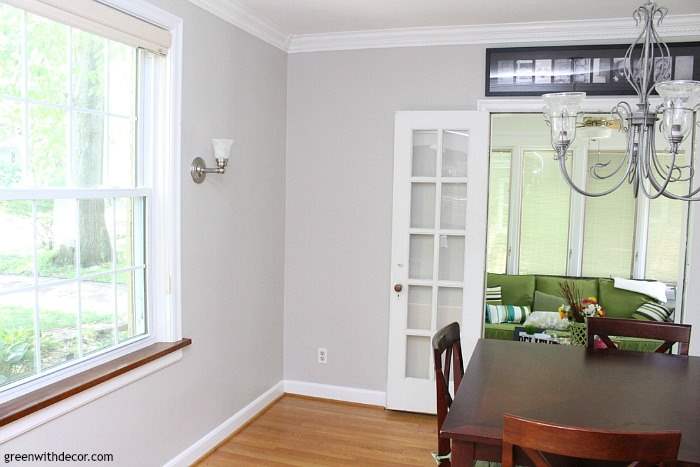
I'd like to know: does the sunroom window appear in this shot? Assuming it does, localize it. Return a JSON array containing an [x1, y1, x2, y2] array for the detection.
[[0, 1, 168, 391]]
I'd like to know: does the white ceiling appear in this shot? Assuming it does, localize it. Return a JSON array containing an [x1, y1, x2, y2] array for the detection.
[[235, 0, 700, 36]]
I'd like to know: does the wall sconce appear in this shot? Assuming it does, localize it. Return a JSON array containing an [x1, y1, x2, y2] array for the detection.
[[191, 138, 234, 184]]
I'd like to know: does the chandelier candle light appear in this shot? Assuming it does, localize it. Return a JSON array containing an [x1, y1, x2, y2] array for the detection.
[[542, 1, 700, 201]]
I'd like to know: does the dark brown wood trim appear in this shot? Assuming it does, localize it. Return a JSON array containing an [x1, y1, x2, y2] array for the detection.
[[0, 338, 192, 427]]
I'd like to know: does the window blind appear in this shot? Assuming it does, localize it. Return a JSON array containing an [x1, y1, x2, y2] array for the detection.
[[3, 0, 171, 54]]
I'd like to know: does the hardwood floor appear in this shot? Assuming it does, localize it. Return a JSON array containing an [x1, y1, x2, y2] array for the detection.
[[198, 395, 437, 466]]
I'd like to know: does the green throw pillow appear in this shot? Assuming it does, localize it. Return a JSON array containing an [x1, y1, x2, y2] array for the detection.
[[533, 290, 565, 312], [536, 276, 598, 300], [598, 278, 655, 318], [485, 304, 531, 324], [487, 273, 535, 308], [633, 302, 672, 322]]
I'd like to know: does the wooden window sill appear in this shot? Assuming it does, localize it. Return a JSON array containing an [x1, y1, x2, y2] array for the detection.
[[0, 338, 192, 428]]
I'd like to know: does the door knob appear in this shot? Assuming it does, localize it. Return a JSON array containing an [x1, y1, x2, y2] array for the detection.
[[394, 283, 403, 293]]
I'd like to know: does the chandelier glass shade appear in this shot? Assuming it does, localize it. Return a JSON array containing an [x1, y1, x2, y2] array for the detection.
[[542, 1, 700, 201]]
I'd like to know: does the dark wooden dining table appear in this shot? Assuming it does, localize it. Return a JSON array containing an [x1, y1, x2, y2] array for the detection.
[[441, 339, 700, 466]]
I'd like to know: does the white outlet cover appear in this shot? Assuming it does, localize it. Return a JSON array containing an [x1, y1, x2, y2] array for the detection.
[[317, 347, 328, 364]]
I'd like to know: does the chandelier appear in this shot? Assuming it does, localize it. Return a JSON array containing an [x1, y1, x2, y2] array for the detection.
[[542, 1, 700, 201]]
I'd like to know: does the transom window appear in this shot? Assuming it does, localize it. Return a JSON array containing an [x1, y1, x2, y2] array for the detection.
[[0, 2, 167, 392]]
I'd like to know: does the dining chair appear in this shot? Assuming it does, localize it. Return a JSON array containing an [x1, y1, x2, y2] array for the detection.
[[586, 317, 691, 355], [431, 322, 464, 467], [502, 414, 681, 467]]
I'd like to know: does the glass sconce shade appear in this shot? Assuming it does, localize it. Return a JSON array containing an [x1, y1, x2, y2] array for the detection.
[[212, 138, 234, 160], [543, 92, 585, 149], [655, 81, 700, 143], [542, 92, 586, 117]]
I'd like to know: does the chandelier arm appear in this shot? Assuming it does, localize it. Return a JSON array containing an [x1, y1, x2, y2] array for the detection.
[[557, 147, 633, 197], [643, 142, 677, 200], [590, 148, 631, 180]]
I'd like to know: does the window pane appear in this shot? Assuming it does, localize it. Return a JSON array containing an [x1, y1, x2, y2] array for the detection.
[[409, 234, 434, 280], [0, 99, 24, 188], [79, 198, 114, 276], [405, 336, 430, 379], [519, 150, 570, 275], [646, 151, 690, 283], [0, 4, 22, 97], [27, 14, 68, 104], [106, 116, 135, 187], [81, 274, 114, 355], [487, 151, 511, 273], [117, 269, 146, 342], [407, 286, 432, 330], [29, 105, 68, 187], [39, 282, 78, 370], [72, 30, 106, 111], [437, 287, 462, 329], [37, 199, 76, 283], [108, 42, 136, 116], [0, 290, 36, 388], [582, 152, 635, 278], [0, 201, 34, 293]]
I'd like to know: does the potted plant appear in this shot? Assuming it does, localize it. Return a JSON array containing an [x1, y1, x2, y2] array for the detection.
[[558, 281, 606, 346]]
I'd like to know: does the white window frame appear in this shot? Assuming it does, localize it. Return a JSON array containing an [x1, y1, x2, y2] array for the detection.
[[0, 0, 182, 442], [480, 99, 690, 320]]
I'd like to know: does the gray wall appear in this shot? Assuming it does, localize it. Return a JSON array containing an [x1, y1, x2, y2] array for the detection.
[[284, 44, 700, 392], [3, 0, 287, 464], [284, 46, 485, 390]]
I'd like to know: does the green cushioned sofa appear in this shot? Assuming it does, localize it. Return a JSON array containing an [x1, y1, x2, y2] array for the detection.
[[485, 273, 664, 351]]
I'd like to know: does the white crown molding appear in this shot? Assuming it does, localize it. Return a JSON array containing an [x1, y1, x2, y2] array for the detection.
[[287, 14, 700, 54], [187, 0, 289, 50]]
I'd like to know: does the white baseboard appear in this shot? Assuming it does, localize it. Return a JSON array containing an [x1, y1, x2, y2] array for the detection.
[[283, 380, 386, 406], [164, 381, 284, 467]]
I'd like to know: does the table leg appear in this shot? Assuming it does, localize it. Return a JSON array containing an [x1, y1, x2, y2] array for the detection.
[[451, 440, 475, 467]]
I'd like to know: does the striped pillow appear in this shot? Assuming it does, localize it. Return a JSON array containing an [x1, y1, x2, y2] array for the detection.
[[632, 302, 672, 322], [485, 286, 502, 304], [485, 304, 531, 324]]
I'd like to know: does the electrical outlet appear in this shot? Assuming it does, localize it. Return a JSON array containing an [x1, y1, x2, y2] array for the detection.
[[317, 347, 328, 364]]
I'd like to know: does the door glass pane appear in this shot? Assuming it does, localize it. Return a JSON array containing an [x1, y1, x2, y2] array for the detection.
[[439, 235, 465, 281], [441, 183, 467, 229], [39, 282, 78, 370], [412, 131, 437, 177], [0, 200, 34, 293], [519, 150, 570, 275], [487, 151, 511, 273], [81, 273, 114, 355], [409, 235, 433, 279], [646, 151, 690, 283], [0, 290, 36, 388], [582, 152, 635, 278], [407, 286, 432, 330], [405, 335, 430, 379], [442, 130, 468, 177], [410, 183, 435, 228], [437, 287, 463, 329]]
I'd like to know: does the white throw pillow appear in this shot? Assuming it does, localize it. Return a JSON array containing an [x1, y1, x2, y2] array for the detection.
[[523, 311, 570, 331]]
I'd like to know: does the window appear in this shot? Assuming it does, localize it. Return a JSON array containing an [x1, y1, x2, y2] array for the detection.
[[0, 1, 175, 394], [487, 113, 690, 294]]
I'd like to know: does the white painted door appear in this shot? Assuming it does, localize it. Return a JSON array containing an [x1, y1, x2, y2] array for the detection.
[[386, 111, 489, 414]]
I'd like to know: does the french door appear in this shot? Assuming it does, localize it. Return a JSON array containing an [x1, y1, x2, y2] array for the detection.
[[386, 111, 489, 414]]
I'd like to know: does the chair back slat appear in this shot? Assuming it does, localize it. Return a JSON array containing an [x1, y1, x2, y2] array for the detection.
[[587, 317, 691, 356], [432, 322, 464, 467], [502, 414, 681, 467]]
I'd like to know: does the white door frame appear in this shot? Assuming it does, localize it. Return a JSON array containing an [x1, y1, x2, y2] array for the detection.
[[477, 97, 693, 331], [386, 111, 489, 413]]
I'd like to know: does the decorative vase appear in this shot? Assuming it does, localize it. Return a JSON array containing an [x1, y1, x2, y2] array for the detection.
[[568, 321, 587, 346]]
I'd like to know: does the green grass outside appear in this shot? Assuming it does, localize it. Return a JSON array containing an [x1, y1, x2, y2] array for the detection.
[[0, 305, 114, 332]]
